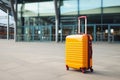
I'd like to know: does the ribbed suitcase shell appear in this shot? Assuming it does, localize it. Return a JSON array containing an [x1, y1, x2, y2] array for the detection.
[[65, 34, 92, 71]]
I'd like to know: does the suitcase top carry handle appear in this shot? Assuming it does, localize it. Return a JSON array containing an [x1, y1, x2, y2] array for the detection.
[[78, 16, 87, 34]]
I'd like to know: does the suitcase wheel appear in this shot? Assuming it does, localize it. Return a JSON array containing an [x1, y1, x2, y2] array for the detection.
[[81, 68, 86, 73], [90, 68, 93, 72], [66, 65, 69, 70]]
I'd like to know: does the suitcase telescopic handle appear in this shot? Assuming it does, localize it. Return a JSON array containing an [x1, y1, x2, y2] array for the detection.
[[78, 16, 87, 34]]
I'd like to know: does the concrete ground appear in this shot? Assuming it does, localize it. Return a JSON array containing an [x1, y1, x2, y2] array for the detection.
[[0, 40, 120, 80]]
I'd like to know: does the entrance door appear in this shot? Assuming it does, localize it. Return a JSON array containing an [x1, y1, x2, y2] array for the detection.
[[96, 25, 108, 42], [61, 25, 77, 41], [24, 25, 52, 41], [40, 25, 52, 41], [109, 25, 120, 42]]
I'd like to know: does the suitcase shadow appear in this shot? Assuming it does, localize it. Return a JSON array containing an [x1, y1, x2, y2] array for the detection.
[[68, 69, 108, 76], [67, 69, 105, 75], [67, 69, 92, 74]]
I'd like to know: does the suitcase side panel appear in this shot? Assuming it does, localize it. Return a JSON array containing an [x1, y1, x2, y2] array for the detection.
[[65, 35, 88, 69], [88, 35, 93, 68]]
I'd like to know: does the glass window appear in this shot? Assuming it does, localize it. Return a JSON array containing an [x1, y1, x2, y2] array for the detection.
[[17, 4, 23, 27], [61, 0, 78, 15], [17, 1, 55, 41], [79, 0, 101, 14], [103, 0, 120, 13], [24, 3, 38, 17], [103, 0, 120, 7], [39, 1, 55, 16], [17, 4, 22, 17]]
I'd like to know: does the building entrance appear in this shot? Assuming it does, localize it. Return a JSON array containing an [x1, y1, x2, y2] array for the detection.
[[21, 24, 120, 42], [57, 24, 120, 42], [89, 24, 120, 42], [59, 25, 77, 41], [24, 25, 52, 42]]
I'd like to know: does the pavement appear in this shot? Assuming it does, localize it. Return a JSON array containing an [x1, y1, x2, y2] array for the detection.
[[0, 39, 120, 80]]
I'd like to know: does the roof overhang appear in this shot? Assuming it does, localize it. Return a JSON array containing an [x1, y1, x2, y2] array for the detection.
[[0, 0, 11, 12], [18, 0, 53, 3]]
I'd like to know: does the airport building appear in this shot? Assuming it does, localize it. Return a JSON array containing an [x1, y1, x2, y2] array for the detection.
[[0, 23, 14, 39], [1, 0, 120, 42]]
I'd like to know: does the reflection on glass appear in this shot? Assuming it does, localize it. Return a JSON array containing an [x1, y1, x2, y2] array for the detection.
[[61, 0, 77, 15], [18, 1, 55, 17], [24, 3, 38, 17], [17, 4, 22, 18], [103, 0, 120, 13], [103, 0, 120, 7], [79, 0, 101, 14], [39, 1, 55, 16]]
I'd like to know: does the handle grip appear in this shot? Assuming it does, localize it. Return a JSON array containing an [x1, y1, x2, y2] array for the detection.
[[78, 16, 87, 34]]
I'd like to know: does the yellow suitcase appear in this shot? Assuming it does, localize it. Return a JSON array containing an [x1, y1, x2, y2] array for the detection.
[[65, 16, 93, 73]]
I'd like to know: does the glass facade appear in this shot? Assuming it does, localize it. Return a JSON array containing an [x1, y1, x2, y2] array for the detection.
[[17, 1, 55, 41], [17, 0, 120, 42], [61, 0, 78, 15], [79, 0, 101, 14]]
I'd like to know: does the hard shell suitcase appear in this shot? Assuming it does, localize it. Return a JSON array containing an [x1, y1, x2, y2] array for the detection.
[[65, 16, 93, 73]]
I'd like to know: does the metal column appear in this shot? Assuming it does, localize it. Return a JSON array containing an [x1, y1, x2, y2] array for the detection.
[[31, 26, 34, 41], [54, 0, 60, 42], [49, 25, 52, 41], [10, 0, 17, 41], [108, 25, 111, 42], [60, 24, 63, 42], [55, 19, 58, 42], [7, 9, 9, 40], [54, 0, 58, 42], [14, 0, 17, 41]]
